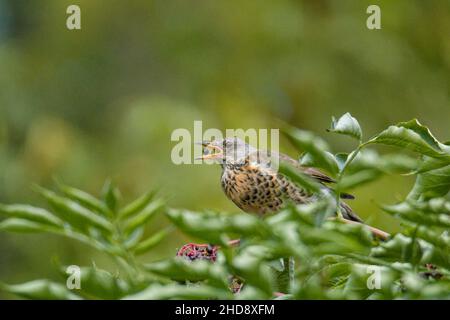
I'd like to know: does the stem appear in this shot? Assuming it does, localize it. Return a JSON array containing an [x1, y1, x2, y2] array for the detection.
[[227, 239, 241, 247], [335, 145, 363, 219], [288, 256, 295, 291], [328, 217, 390, 240]]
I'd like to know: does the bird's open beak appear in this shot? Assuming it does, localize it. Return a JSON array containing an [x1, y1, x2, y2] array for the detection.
[[195, 142, 224, 160]]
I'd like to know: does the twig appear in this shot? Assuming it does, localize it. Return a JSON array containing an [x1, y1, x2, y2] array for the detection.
[[329, 217, 390, 240], [227, 239, 241, 247]]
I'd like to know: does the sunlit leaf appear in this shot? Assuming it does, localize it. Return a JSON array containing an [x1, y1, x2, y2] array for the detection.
[[328, 113, 362, 141], [366, 119, 448, 158]]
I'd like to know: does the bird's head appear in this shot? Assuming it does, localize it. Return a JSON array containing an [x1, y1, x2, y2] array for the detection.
[[197, 137, 256, 165]]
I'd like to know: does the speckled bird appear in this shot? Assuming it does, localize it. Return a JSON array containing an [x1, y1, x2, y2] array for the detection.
[[199, 137, 362, 222]]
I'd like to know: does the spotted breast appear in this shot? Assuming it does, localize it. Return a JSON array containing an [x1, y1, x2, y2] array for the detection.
[[220, 158, 311, 216]]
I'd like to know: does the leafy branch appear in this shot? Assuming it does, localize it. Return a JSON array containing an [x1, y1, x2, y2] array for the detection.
[[1, 114, 449, 299]]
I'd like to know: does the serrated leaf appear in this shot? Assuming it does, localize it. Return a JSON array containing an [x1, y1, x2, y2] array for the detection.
[[328, 113, 362, 141], [399, 119, 449, 151], [366, 119, 448, 158], [408, 163, 450, 200], [415, 156, 450, 174]]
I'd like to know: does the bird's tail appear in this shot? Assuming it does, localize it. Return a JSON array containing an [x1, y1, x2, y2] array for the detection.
[[340, 201, 363, 223]]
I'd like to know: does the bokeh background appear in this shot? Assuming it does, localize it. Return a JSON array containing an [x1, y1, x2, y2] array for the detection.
[[0, 0, 449, 294]]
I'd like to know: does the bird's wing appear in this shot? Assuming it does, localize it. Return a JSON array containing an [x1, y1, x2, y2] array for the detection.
[[259, 151, 355, 199], [277, 152, 335, 183], [250, 150, 361, 221], [340, 201, 363, 223]]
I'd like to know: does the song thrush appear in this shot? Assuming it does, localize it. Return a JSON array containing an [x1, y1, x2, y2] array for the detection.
[[198, 137, 362, 222]]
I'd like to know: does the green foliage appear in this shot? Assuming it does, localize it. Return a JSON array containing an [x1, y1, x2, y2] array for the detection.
[[328, 113, 362, 142], [1, 114, 450, 299]]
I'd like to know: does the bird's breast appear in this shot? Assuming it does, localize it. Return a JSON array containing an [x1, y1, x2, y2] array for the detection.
[[221, 165, 287, 215]]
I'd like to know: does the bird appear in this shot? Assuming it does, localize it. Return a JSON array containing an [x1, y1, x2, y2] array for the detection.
[[198, 137, 362, 222]]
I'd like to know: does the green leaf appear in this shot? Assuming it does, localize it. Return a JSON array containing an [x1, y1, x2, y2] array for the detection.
[[283, 126, 338, 175], [63, 266, 130, 299], [0, 218, 57, 233], [123, 226, 145, 249], [414, 156, 450, 174], [231, 245, 275, 297], [339, 169, 381, 190], [371, 234, 445, 267], [101, 179, 121, 213], [383, 201, 450, 229], [399, 119, 449, 150], [1, 280, 81, 300], [119, 191, 156, 220], [402, 222, 450, 251], [335, 153, 349, 171], [122, 283, 232, 300], [267, 258, 285, 272], [344, 264, 399, 299], [145, 258, 228, 288], [133, 227, 172, 255], [123, 199, 165, 235], [328, 113, 362, 141], [167, 209, 269, 244], [408, 164, 450, 200], [366, 119, 448, 158], [0, 204, 63, 227], [56, 182, 112, 217], [35, 186, 114, 233]]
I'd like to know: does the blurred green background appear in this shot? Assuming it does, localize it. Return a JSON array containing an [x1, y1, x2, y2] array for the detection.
[[0, 0, 449, 292]]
